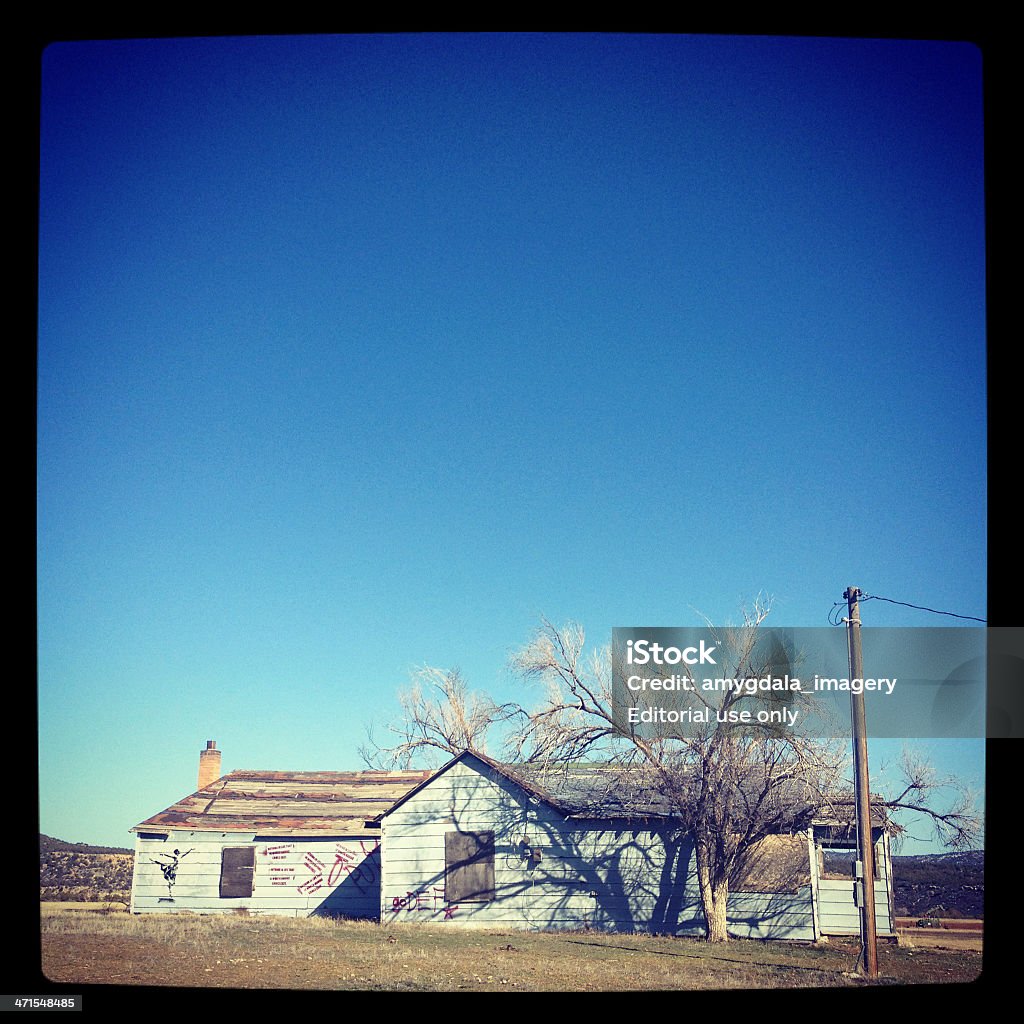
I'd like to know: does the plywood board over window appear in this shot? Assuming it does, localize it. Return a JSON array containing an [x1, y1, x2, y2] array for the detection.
[[220, 847, 255, 897], [445, 830, 495, 902]]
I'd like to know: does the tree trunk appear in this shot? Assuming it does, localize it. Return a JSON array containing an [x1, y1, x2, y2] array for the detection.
[[695, 840, 730, 942], [700, 879, 729, 942]]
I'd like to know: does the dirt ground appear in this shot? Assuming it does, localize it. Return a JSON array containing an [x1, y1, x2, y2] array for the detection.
[[37, 905, 983, 994], [897, 929, 983, 952]]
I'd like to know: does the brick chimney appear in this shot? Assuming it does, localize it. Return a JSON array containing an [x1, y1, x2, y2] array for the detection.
[[198, 740, 222, 790]]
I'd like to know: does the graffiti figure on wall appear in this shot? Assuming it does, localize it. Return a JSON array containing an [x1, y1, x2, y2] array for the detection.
[[151, 848, 194, 898]]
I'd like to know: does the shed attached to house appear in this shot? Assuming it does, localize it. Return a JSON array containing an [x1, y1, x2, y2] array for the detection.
[[129, 741, 431, 917], [808, 810, 895, 938], [378, 750, 894, 940]]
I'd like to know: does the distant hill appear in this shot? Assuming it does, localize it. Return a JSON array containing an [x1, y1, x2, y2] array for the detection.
[[891, 850, 983, 919], [40, 834, 132, 855], [39, 834, 134, 902]]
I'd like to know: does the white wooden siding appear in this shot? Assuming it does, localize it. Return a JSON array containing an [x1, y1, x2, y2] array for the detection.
[[380, 757, 816, 939], [815, 878, 893, 935], [131, 832, 382, 917]]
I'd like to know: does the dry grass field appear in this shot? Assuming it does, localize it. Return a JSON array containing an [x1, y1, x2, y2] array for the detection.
[[38, 904, 982, 992]]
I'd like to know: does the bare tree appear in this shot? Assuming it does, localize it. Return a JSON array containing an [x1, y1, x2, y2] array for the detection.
[[360, 666, 521, 769], [508, 604, 848, 942]]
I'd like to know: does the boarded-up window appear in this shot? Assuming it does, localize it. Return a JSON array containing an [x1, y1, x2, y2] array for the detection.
[[445, 831, 495, 903], [220, 847, 255, 897]]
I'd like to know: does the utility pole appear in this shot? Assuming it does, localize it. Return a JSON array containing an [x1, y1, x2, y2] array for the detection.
[[845, 585, 878, 977]]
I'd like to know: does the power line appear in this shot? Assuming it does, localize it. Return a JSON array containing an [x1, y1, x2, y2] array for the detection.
[[857, 593, 985, 623], [828, 601, 848, 626]]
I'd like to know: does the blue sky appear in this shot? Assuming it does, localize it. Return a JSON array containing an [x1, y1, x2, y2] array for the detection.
[[37, 34, 986, 853]]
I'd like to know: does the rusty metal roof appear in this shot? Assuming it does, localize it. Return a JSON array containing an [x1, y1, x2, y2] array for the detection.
[[132, 768, 434, 836]]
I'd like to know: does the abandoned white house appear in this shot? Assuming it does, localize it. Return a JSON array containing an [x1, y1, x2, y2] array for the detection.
[[130, 743, 894, 940], [129, 741, 432, 918]]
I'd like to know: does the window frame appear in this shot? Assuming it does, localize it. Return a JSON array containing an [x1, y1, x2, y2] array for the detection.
[[814, 826, 881, 880]]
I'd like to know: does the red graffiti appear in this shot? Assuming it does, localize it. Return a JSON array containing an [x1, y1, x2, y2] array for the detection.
[[254, 842, 382, 897], [387, 886, 458, 918], [327, 852, 355, 886], [260, 844, 293, 860], [325, 851, 379, 894]]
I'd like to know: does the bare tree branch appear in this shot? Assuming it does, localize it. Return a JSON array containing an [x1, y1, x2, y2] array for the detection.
[[879, 748, 983, 852], [359, 666, 522, 769]]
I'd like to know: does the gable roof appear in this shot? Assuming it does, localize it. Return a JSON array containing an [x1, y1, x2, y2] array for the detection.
[[376, 749, 798, 823], [374, 750, 565, 821], [132, 768, 433, 837], [375, 750, 890, 829], [509, 761, 682, 818]]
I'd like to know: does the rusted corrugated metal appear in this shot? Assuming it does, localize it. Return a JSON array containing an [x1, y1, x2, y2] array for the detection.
[[132, 769, 433, 836]]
